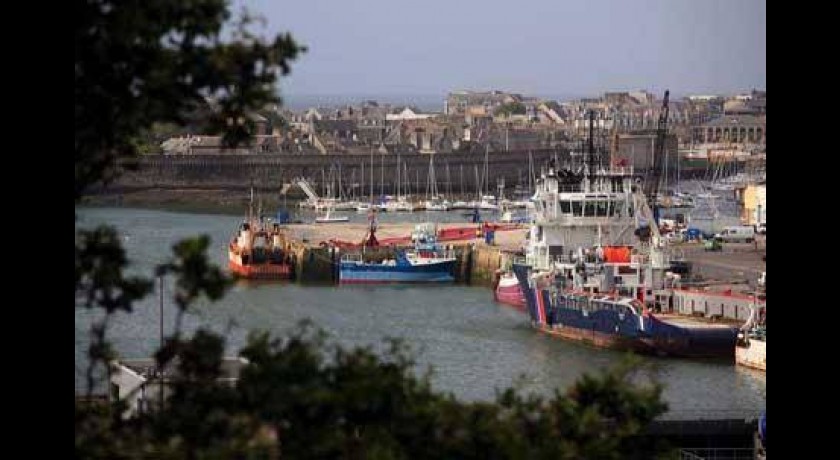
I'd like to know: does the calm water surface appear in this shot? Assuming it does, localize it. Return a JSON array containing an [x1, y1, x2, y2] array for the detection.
[[75, 207, 765, 415]]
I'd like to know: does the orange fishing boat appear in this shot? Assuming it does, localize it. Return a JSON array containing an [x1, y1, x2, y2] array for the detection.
[[228, 191, 295, 279]]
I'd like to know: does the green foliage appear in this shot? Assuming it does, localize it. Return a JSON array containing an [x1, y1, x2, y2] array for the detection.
[[76, 323, 673, 459], [75, 0, 304, 198], [157, 235, 233, 312], [76, 225, 153, 313], [494, 102, 527, 116], [132, 122, 188, 155]]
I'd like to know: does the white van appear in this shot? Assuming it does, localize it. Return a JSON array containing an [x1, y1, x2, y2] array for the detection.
[[714, 226, 756, 243]]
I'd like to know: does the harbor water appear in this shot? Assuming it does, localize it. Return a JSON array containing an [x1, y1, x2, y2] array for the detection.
[[75, 207, 765, 415]]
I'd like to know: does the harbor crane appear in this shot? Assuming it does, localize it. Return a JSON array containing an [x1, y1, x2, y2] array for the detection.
[[633, 90, 672, 270], [644, 90, 670, 226]]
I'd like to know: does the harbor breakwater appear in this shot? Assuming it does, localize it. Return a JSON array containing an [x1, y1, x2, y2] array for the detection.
[[102, 150, 722, 197]]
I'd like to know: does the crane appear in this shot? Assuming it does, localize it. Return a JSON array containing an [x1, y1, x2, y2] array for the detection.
[[632, 90, 671, 270], [644, 90, 670, 226]]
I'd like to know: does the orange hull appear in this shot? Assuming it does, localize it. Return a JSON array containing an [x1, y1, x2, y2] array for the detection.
[[228, 259, 293, 279]]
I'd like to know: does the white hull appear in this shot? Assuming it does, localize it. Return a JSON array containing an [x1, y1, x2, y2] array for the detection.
[[736, 339, 766, 371], [315, 217, 349, 223]]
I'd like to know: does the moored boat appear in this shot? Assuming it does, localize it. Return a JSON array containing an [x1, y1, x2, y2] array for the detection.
[[735, 296, 766, 371], [510, 103, 738, 359], [339, 222, 455, 284], [228, 194, 294, 279], [315, 207, 349, 223], [513, 267, 737, 358], [493, 270, 526, 309]]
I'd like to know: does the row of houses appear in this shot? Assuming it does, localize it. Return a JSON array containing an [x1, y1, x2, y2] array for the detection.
[[160, 89, 765, 158]]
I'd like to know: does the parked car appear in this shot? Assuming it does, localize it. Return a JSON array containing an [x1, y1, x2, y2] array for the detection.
[[714, 226, 756, 243], [704, 239, 722, 251]]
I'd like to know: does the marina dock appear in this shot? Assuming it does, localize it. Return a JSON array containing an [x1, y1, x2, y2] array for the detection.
[[266, 222, 765, 291], [272, 221, 527, 285]]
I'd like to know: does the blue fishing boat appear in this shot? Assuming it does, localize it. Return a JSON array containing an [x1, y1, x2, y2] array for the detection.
[[339, 223, 456, 284]]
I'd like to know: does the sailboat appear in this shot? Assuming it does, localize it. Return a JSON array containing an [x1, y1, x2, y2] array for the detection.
[[424, 154, 448, 211], [385, 153, 414, 212], [315, 205, 349, 223]]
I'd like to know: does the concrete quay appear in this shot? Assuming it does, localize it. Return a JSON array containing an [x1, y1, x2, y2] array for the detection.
[[274, 221, 764, 289]]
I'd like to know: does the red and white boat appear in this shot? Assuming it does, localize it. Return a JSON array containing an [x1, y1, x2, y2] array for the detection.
[[493, 270, 526, 309]]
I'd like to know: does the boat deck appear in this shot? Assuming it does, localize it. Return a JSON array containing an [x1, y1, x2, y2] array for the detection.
[[656, 314, 737, 329]]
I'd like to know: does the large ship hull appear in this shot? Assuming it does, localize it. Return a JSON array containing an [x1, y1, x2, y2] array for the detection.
[[536, 323, 653, 353], [228, 260, 293, 279], [339, 260, 455, 284], [512, 264, 737, 359], [638, 315, 738, 359]]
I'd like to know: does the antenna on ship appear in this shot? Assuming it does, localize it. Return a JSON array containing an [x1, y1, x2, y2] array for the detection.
[[248, 186, 254, 223], [587, 110, 596, 191]]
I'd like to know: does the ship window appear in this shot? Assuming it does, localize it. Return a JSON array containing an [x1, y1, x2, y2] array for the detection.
[[596, 201, 608, 216], [560, 200, 571, 214], [572, 201, 583, 216], [584, 201, 595, 216]]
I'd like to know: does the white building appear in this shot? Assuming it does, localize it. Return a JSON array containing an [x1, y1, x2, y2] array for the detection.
[[110, 357, 248, 418], [385, 107, 436, 121]]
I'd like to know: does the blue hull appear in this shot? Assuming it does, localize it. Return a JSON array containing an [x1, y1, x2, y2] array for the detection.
[[511, 263, 737, 359], [340, 260, 455, 284]]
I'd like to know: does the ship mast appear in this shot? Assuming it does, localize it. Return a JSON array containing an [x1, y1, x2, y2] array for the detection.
[[587, 110, 596, 192]]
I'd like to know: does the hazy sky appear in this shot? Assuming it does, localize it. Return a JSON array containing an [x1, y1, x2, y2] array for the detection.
[[239, 0, 765, 98]]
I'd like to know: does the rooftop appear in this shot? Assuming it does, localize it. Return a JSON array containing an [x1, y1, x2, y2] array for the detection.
[[118, 357, 248, 381]]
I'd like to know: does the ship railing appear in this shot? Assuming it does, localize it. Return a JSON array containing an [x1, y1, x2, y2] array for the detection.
[[511, 255, 527, 265], [551, 254, 577, 264], [340, 253, 363, 263]]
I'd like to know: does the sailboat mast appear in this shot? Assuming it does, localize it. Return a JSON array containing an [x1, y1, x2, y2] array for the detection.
[[483, 146, 489, 196], [528, 151, 533, 193], [338, 162, 343, 200], [587, 110, 595, 191], [446, 161, 451, 197], [475, 165, 481, 200]]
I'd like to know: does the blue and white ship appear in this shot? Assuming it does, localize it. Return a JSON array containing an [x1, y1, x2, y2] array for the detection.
[[511, 158, 737, 358], [339, 223, 456, 284], [511, 105, 737, 359]]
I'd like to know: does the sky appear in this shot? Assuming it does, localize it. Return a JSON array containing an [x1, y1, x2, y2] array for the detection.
[[238, 0, 765, 101]]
